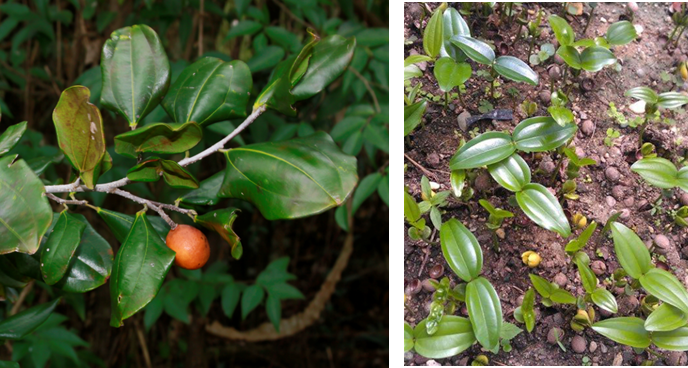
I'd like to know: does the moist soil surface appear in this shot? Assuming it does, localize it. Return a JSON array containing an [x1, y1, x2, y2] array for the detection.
[[404, 2, 688, 366]]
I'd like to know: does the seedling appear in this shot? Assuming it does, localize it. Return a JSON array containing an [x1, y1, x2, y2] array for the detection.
[[668, 3, 688, 48], [630, 156, 688, 193], [404, 189, 432, 242], [479, 199, 514, 250], [563, 147, 596, 179], [419, 175, 451, 230], [450, 169, 475, 201], [425, 277, 463, 335], [519, 99, 538, 117], [671, 205, 688, 227], [513, 288, 536, 332], [529, 43, 555, 66], [549, 15, 636, 91], [624, 86, 688, 146], [526, 10, 544, 60], [604, 128, 620, 147]]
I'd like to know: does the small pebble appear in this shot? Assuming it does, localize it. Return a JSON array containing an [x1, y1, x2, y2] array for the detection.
[[612, 353, 623, 366], [605, 167, 620, 182], [422, 278, 436, 292], [428, 264, 444, 279], [624, 197, 635, 207], [591, 260, 607, 276], [581, 120, 595, 135], [680, 193, 688, 206], [666, 351, 687, 366], [554, 272, 568, 287], [429, 181, 440, 190], [589, 341, 598, 353], [495, 228, 505, 239], [457, 111, 471, 132], [654, 234, 672, 253], [425, 359, 441, 366], [474, 172, 493, 192], [606, 196, 617, 207], [611, 186, 626, 200], [539, 90, 551, 104], [426, 152, 440, 168], [620, 208, 631, 219], [547, 327, 564, 345], [572, 335, 587, 353]]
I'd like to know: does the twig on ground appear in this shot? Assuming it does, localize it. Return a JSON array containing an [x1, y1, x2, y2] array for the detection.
[[404, 153, 438, 180]]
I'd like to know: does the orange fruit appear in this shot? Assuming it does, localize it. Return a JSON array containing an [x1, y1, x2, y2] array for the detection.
[[165, 224, 210, 270]]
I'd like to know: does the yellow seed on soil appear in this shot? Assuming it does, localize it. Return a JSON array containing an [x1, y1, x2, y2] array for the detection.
[[572, 213, 587, 229], [521, 251, 541, 268], [680, 62, 688, 81]]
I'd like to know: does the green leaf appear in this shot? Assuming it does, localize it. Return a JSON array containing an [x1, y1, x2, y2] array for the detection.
[[54, 213, 114, 293], [644, 303, 687, 332], [221, 282, 241, 318], [580, 46, 616, 72], [413, 316, 476, 359], [625, 87, 659, 104], [522, 288, 535, 332], [450, 35, 495, 65], [218, 132, 357, 220], [143, 293, 164, 331], [0, 155, 52, 255], [404, 100, 427, 136], [404, 54, 433, 67], [433, 57, 471, 92], [678, 167, 688, 193], [423, 5, 444, 58], [652, 326, 688, 351], [0, 298, 60, 340], [592, 317, 651, 348], [101, 25, 170, 128], [163, 278, 198, 323], [449, 132, 515, 170], [576, 258, 598, 294], [556, 45, 582, 69], [512, 116, 577, 152], [224, 20, 262, 41], [353, 173, 382, 215], [195, 208, 242, 260], [466, 277, 502, 351], [487, 153, 531, 192], [440, 218, 483, 282], [529, 274, 554, 298], [126, 158, 199, 189], [493, 56, 538, 85], [548, 15, 574, 46], [179, 171, 225, 206], [404, 322, 414, 352], [96, 207, 168, 243], [550, 288, 577, 304], [0, 121, 27, 156], [606, 21, 637, 45], [265, 293, 281, 332], [631, 157, 679, 189], [161, 57, 252, 125], [241, 284, 265, 319], [640, 268, 688, 315], [657, 91, 688, 109], [404, 64, 422, 80], [516, 183, 571, 237], [440, 7, 470, 60], [40, 211, 86, 285], [114, 122, 202, 158], [53, 86, 106, 189], [591, 288, 618, 313], [110, 211, 176, 327], [404, 191, 421, 223], [565, 221, 597, 253], [547, 106, 574, 126], [610, 222, 652, 279], [291, 35, 355, 101]]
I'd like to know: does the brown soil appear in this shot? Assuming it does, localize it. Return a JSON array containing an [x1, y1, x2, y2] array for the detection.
[[404, 2, 688, 366]]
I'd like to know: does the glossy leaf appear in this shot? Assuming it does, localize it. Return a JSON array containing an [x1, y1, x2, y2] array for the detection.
[[493, 56, 538, 85], [404, 100, 427, 136], [565, 221, 597, 253], [127, 158, 199, 189], [625, 86, 659, 104], [440, 7, 469, 60], [440, 218, 482, 282], [466, 277, 502, 351], [487, 153, 531, 192], [114, 122, 202, 158], [101, 25, 170, 128], [404, 322, 414, 352], [556, 46, 582, 69], [631, 157, 678, 189], [450, 35, 495, 65], [433, 57, 471, 92], [512, 116, 576, 152], [516, 183, 571, 237], [53, 86, 106, 189], [530, 274, 554, 298], [291, 35, 355, 101], [241, 284, 265, 319], [522, 288, 535, 332], [97, 207, 168, 243], [606, 21, 637, 45], [610, 222, 652, 279], [576, 258, 598, 294], [195, 208, 242, 260], [0, 155, 52, 255], [110, 211, 176, 327], [161, 57, 252, 125], [547, 106, 574, 126], [413, 316, 476, 359], [549, 15, 574, 46], [449, 132, 515, 170], [423, 5, 444, 58], [591, 288, 618, 313], [219, 132, 357, 220], [644, 303, 687, 332], [179, 171, 225, 206], [0, 299, 60, 340], [40, 211, 86, 285], [592, 317, 651, 348], [580, 46, 616, 72], [657, 91, 688, 109], [55, 213, 114, 293], [404, 54, 433, 67], [404, 64, 422, 80], [0, 121, 27, 156], [652, 327, 688, 351], [640, 268, 688, 315], [678, 167, 688, 193], [450, 169, 466, 197], [550, 288, 577, 304]]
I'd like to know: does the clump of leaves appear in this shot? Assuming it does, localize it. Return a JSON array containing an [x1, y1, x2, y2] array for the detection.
[[404, 188, 432, 242], [604, 128, 620, 147], [607, 101, 644, 128], [419, 175, 451, 230], [625, 86, 688, 146]]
